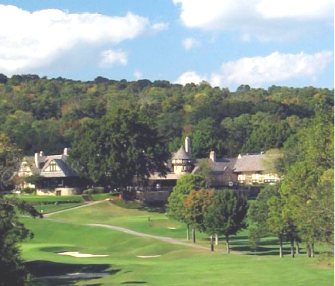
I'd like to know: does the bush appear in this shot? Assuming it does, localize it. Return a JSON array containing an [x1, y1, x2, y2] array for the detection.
[[94, 187, 104, 193], [83, 187, 105, 195], [83, 189, 94, 195], [22, 188, 35, 194], [31, 200, 82, 206]]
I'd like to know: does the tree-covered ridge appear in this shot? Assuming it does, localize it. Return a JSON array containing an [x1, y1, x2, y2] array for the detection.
[[0, 74, 333, 158]]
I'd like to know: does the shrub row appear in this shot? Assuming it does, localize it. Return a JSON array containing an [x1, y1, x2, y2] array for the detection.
[[83, 187, 105, 195], [31, 200, 82, 206]]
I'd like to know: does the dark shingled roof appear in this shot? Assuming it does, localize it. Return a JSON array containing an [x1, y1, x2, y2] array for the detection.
[[32, 154, 78, 178], [172, 146, 191, 160], [233, 153, 275, 172], [193, 157, 236, 174], [21, 156, 41, 175]]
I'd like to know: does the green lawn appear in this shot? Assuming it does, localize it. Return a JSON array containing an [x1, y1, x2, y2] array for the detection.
[[20, 201, 334, 286], [34, 203, 84, 214], [6, 194, 84, 203]]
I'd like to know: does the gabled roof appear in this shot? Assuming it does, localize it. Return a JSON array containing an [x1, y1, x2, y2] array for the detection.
[[21, 157, 41, 175], [207, 157, 237, 172], [172, 146, 191, 160], [233, 153, 274, 172], [40, 155, 78, 178], [194, 157, 236, 174]]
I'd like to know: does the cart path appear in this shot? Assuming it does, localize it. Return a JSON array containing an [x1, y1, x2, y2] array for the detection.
[[44, 201, 242, 254], [43, 201, 103, 217], [87, 223, 211, 250]]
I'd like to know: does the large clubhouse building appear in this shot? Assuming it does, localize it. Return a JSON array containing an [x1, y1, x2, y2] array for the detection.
[[16, 138, 280, 197], [17, 148, 82, 196], [147, 137, 280, 190]]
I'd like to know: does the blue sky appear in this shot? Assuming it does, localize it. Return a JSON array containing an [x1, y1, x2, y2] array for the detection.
[[0, 0, 333, 90]]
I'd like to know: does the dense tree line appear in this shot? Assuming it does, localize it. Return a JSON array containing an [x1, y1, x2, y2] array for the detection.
[[248, 106, 334, 257], [0, 74, 332, 160], [0, 73, 333, 285]]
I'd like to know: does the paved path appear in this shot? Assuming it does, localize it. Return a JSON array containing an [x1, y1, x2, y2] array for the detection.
[[87, 223, 210, 250], [44, 201, 241, 254], [43, 201, 103, 218]]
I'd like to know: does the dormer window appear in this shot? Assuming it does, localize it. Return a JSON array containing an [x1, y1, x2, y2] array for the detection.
[[48, 161, 57, 172]]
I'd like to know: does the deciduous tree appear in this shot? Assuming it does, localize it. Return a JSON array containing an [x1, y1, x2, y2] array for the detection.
[[184, 188, 215, 243], [69, 107, 169, 189], [204, 189, 248, 253], [167, 174, 206, 240]]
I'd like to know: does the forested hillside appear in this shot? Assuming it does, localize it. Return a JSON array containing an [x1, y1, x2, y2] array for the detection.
[[0, 74, 333, 158]]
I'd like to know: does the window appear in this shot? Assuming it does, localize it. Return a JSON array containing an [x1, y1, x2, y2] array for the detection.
[[48, 161, 57, 172]]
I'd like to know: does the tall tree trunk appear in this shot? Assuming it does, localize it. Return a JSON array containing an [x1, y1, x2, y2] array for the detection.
[[295, 241, 300, 254], [186, 224, 190, 241], [279, 234, 283, 258], [226, 235, 230, 253], [306, 243, 311, 257], [290, 238, 295, 258], [311, 242, 315, 258], [192, 227, 196, 243], [215, 234, 219, 245], [210, 235, 214, 251]]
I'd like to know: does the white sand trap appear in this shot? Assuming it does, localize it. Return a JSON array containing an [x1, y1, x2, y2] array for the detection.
[[58, 251, 108, 258], [168, 227, 176, 230], [137, 255, 161, 258]]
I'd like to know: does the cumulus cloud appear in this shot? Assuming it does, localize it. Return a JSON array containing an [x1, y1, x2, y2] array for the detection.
[[0, 5, 166, 74], [173, 0, 334, 40], [212, 51, 333, 87], [182, 37, 201, 50], [100, 50, 127, 67], [256, 0, 334, 20], [134, 70, 143, 80], [151, 22, 169, 32], [175, 71, 207, 85], [176, 51, 333, 88]]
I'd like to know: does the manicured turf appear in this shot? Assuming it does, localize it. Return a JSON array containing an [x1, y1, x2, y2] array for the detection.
[[34, 203, 84, 214], [6, 194, 84, 203], [20, 202, 334, 286]]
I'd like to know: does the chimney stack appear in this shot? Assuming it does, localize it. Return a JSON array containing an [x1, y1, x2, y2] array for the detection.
[[185, 136, 191, 157], [34, 153, 39, 168], [210, 151, 216, 162], [35, 151, 45, 168]]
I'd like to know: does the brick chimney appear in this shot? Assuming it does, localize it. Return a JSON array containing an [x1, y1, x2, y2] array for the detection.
[[34, 153, 39, 168], [185, 136, 191, 157], [35, 151, 44, 168], [209, 151, 216, 162]]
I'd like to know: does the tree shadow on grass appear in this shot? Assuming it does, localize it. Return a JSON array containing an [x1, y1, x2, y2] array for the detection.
[[25, 260, 120, 286], [121, 282, 147, 284], [40, 246, 81, 254]]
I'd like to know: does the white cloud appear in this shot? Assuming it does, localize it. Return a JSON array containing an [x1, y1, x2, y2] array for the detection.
[[0, 5, 165, 74], [134, 70, 143, 80], [175, 71, 207, 85], [256, 0, 334, 20], [182, 37, 200, 50], [173, 0, 334, 40], [151, 22, 169, 32], [100, 50, 127, 67], [211, 51, 333, 87]]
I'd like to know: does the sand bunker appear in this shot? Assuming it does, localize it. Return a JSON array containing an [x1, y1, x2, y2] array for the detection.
[[137, 255, 161, 258], [168, 227, 176, 230], [58, 251, 108, 258], [37, 273, 108, 280]]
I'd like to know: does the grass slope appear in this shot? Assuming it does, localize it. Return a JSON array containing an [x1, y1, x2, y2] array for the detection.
[[20, 202, 334, 286]]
